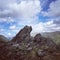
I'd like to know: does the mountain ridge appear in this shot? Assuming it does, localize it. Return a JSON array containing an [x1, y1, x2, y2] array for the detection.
[[0, 26, 60, 60]]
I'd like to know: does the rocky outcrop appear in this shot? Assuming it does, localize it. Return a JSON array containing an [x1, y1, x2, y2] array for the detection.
[[0, 26, 60, 60], [12, 26, 32, 43], [34, 33, 57, 51]]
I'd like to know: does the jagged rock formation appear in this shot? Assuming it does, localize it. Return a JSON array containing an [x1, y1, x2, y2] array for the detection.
[[33, 33, 57, 51], [12, 26, 32, 43], [0, 26, 60, 60]]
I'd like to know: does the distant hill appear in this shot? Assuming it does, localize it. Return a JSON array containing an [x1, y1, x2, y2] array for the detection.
[[0, 35, 9, 48], [0, 35, 9, 43], [42, 31, 60, 44]]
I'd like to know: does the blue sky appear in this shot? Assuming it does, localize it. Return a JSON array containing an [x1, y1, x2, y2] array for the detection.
[[0, 0, 60, 37]]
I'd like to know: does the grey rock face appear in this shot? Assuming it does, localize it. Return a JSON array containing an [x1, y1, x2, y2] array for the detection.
[[37, 49, 46, 57], [33, 33, 57, 51], [33, 33, 42, 42], [12, 26, 32, 43]]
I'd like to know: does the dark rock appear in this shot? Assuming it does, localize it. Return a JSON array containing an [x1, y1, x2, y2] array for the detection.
[[33, 33, 57, 52], [37, 49, 46, 57], [12, 26, 32, 43], [34, 33, 42, 42], [27, 47, 32, 51]]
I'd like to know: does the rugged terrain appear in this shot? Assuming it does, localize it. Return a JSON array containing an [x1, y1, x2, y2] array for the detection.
[[0, 26, 60, 60], [42, 31, 60, 44]]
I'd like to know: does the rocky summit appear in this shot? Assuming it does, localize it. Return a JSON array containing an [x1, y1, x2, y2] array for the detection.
[[12, 26, 32, 43], [0, 26, 60, 60]]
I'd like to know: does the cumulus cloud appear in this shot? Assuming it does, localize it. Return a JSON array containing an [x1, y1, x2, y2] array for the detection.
[[9, 25, 16, 30], [39, 0, 60, 34], [31, 20, 60, 36], [32, 20, 54, 33], [0, 0, 41, 29], [53, 17, 60, 24], [0, 17, 14, 23], [42, 0, 60, 17], [0, 0, 60, 37], [0, 0, 41, 20]]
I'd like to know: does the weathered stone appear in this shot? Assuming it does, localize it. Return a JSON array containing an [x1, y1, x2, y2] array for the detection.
[[33, 33, 57, 52], [37, 49, 46, 57], [27, 47, 32, 51], [12, 26, 32, 43]]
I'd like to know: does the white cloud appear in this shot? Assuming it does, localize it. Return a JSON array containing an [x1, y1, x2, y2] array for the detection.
[[9, 25, 16, 30], [8, 33, 11, 36], [0, 0, 41, 31], [42, 0, 60, 17], [31, 20, 60, 36], [0, 28, 4, 32], [0, 17, 14, 23], [0, 0, 41, 21], [0, 18, 7, 22]]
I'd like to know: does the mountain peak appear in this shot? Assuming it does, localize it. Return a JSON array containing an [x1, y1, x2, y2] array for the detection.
[[12, 26, 32, 43]]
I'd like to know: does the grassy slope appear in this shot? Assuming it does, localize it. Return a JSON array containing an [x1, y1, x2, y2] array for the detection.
[[42, 31, 60, 44]]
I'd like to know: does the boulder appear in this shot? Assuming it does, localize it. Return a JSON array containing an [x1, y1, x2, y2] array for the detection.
[[37, 49, 46, 57]]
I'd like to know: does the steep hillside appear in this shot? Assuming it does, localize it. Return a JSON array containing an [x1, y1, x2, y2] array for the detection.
[[0, 35, 9, 47], [42, 31, 60, 44]]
